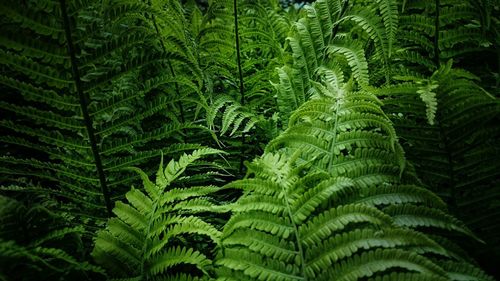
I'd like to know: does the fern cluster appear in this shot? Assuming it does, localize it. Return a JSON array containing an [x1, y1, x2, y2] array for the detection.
[[0, 0, 498, 280], [396, 0, 499, 82], [379, 0, 500, 267], [216, 84, 492, 280], [0, 0, 209, 223], [0, 194, 104, 280], [380, 61, 500, 266]]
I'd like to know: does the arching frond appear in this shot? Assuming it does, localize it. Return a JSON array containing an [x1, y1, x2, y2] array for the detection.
[[380, 63, 500, 262], [216, 84, 491, 280]]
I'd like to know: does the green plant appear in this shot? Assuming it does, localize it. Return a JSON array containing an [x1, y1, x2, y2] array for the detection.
[[216, 83, 491, 280], [378, 0, 500, 267], [92, 148, 223, 280], [0, 0, 498, 280], [380, 60, 500, 271], [0, 194, 104, 280], [0, 0, 207, 224]]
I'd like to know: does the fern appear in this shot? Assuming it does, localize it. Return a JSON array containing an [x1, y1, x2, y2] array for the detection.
[[0, 0, 208, 224], [380, 62, 500, 267], [0, 194, 104, 279], [397, 0, 499, 82], [328, 39, 370, 87], [92, 149, 223, 280], [216, 85, 491, 280], [382, 1, 499, 269], [207, 94, 261, 136], [272, 0, 402, 127], [1, 0, 498, 280]]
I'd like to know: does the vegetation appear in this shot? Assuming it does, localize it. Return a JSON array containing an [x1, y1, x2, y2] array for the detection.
[[0, 0, 498, 280]]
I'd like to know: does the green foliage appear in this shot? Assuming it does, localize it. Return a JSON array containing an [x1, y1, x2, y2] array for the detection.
[[0, 0, 498, 280], [380, 61, 500, 264], [92, 149, 222, 280], [216, 84, 492, 280], [0, 194, 104, 280], [0, 0, 210, 225], [397, 0, 499, 82]]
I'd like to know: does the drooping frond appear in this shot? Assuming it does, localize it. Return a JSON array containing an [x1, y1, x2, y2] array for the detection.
[[379, 62, 500, 264]]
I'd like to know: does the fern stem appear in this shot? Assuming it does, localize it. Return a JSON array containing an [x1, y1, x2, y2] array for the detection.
[[328, 0, 349, 45], [234, 0, 245, 106], [327, 98, 341, 173], [59, 0, 112, 216], [283, 185, 307, 281], [233, 0, 246, 174], [433, 0, 440, 65], [148, 11, 188, 140], [437, 121, 458, 212], [497, 42, 500, 89], [140, 201, 159, 279]]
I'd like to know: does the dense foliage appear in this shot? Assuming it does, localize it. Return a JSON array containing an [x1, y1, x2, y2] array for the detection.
[[0, 0, 498, 280]]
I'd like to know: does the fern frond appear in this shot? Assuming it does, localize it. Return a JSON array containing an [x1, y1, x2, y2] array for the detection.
[[0, 48, 72, 88], [352, 184, 448, 210], [0, 0, 216, 232], [0, 2, 64, 40], [0, 195, 104, 278], [0, 75, 78, 110], [322, 248, 446, 281], [383, 204, 479, 241], [375, 0, 399, 57], [367, 272, 448, 281], [328, 40, 370, 87], [381, 65, 500, 259], [342, 9, 390, 71], [439, 261, 495, 281], [306, 228, 448, 275], [217, 71, 492, 280], [93, 150, 222, 279]]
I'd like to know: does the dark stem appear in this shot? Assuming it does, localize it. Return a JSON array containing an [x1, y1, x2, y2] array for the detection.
[[323, 0, 349, 65], [59, 0, 112, 216], [233, 0, 246, 174], [147, 7, 188, 144], [497, 48, 500, 89], [234, 0, 245, 106], [434, 0, 440, 65], [329, 0, 349, 44], [438, 122, 457, 212]]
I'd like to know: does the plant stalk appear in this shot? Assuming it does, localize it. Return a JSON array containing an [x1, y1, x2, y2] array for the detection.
[[233, 0, 246, 174], [59, 0, 112, 216], [145, 1, 188, 144], [434, 0, 440, 65]]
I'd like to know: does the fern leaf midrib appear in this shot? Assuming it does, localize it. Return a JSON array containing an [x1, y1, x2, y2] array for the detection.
[[327, 98, 341, 172], [59, 0, 112, 216], [140, 199, 159, 279], [282, 179, 308, 280], [433, 0, 441, 64], [146, 1, 189, 141], [234, 0, 247, 174]]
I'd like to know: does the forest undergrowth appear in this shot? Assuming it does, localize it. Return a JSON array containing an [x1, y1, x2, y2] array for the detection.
[[0, 0, 499, 280]]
